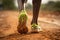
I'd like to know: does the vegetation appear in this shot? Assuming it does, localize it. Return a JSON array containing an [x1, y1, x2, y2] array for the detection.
[[2, 0, 60, 12], [3, 0, 16, 10], [41, 1, 60, 12]]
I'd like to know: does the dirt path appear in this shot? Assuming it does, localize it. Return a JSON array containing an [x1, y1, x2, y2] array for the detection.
[[0, 11, 60, 40]]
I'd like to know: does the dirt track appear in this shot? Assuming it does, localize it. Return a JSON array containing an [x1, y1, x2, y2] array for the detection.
[[0, 11, 60, 40]]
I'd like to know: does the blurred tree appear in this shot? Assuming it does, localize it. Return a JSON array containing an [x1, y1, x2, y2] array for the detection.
[[3, 0, 16, 10], [0, 0, 3, 10], [41, 1, 60, 16], [41, 1, 60, 13], [53, 1, 60, 12]]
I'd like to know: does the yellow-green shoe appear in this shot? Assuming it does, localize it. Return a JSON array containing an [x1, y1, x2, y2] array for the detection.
[[17, 10, 28, 34], [31, 23, 41, 33]]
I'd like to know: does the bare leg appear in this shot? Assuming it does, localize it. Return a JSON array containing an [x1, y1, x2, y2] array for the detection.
[[17, 0, 27, 11], [31, 0, 41, 25]]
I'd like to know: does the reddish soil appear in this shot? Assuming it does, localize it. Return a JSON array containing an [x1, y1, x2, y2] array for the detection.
[[0, 11, 60, 40]]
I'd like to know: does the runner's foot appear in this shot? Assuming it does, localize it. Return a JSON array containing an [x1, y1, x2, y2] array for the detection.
[[31, 23, 42, 33]]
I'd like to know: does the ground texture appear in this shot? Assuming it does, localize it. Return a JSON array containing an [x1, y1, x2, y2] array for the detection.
[[0, 11, 60, 40]]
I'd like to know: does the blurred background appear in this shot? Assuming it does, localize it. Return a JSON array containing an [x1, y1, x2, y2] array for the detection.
[[1, 0, 60, 16], [0, 0, 60, 12]]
